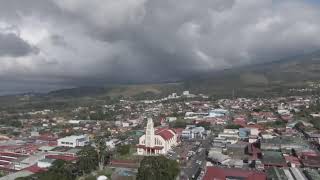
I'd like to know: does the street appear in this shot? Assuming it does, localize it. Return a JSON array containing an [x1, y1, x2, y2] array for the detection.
[[180, 135, 212, 179]]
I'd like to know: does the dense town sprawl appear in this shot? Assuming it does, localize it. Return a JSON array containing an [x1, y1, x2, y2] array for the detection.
[[0, 91, 320, 180]]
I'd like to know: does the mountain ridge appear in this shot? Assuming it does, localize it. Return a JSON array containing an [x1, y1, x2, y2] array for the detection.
[[1, 50, 320, 100]]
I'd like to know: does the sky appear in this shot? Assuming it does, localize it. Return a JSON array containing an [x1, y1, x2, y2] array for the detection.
[[1, 0, 320, 94]]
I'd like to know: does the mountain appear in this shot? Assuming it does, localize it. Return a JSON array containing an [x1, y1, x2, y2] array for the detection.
[[47, 83, 183, 99], [1, 50, 320, 104], [184, 50, 320, 97], [49, 50, 320, 99]]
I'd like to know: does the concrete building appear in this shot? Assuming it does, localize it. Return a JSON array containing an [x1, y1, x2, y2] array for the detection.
[[57, 135, 89, 148], [37, 158, 55, 168], [182, 91, 190, 96], [207, 109, 229, 118], [181, 125, 206, 139]]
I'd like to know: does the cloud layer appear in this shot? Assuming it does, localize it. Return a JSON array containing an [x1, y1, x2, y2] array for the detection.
[[1, 0, 320, 93]]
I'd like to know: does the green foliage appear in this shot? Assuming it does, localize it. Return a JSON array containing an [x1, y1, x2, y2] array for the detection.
[[89, 109, 115, 121], [310, 118, 320, 130], [84, 175, 96, 180], [265, 120, 286, 128], [18, 160, 76, 180], [197, 121, 212, 130], [136, 156, 180, 180], [117, 145, 131, 156], [133, 91, 160, 100], [169, 119, 187, 128], [89, 110, 104, 120], [0, 119, 22, 128], [95, 136, 109, 170], [225, 124, 242, 129], [77, 146, 99, 174], [39, 160, 75, 180], [117, 132, 129, 141]]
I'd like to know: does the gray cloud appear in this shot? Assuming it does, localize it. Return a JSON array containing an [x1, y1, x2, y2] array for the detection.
[[0, 0, 320, 93], [0, 33, 36, 57]]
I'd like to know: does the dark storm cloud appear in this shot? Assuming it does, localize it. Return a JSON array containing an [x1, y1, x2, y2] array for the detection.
[[1, 0, 320, 93], [0, 33, 37, 57]]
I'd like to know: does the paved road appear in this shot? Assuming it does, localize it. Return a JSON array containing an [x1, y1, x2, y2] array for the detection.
[[181, 136, 212, 179], [295, 126, 320, 152]]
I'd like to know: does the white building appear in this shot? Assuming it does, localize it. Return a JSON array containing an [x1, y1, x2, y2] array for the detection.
[[57, 135, 89, 148], [181, 125, 206, 139], [207, 109, 229, 118], [106, 139, 120, 150], [166, 117, 177, 122], [122, 122, 130, 127], [218, 129, 239, 143], [183, 91, 190, 96], [137, 118, 177, 155], [37, 158, 55, 168]]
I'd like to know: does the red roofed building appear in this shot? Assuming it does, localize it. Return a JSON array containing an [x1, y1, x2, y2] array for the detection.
[[45, 155, 77, 162], [234, 117, 247, 127], [299, 153, 320, 168], [203, 166, 267, 180], [284, 155, 301, 167], [137, 118, 177, 155], [24, 164, 47, 173]]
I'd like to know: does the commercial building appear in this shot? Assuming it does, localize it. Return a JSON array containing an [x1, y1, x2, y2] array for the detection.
[[181, 125, 206, 139], [57, 135, 89, 148]]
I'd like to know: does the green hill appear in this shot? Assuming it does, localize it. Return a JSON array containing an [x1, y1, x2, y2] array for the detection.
[[2, 50, 320, 107], [184, 50, 320, 97]]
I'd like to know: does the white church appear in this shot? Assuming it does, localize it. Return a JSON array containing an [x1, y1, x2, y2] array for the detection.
[[137, 118, 178, 155]]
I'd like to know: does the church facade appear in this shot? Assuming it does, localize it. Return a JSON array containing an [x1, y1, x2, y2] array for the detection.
[[137, 118, 177, 155]]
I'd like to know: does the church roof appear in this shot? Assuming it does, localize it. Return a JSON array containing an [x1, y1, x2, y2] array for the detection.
[[156, 128, 175, 140]]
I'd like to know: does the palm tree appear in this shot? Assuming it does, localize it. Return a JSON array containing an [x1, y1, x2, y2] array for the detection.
[[95, 136, 107, 170], [77, 146, 99, 174]]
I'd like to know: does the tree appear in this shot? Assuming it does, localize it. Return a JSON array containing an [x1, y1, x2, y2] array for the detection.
[[40, 160, 75, 180], [197, 121, 212, 130], [136, 156, 180, 180], [225, 124, 242, 129], [95, 136, 108, 170], [19, 160, 76, 180], [77, 146, 99, 174], [117, 144, 131, 156], [169, 119, 187, 128]]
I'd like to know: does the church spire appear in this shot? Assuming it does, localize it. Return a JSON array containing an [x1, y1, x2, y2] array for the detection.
[[145, 118, 155, 147]]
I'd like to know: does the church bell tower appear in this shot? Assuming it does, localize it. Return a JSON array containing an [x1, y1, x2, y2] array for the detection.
[[145, 118, 155, 147]]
